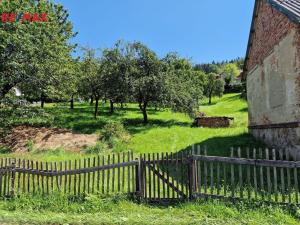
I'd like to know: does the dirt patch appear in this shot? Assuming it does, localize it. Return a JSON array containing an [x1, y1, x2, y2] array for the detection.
[[0, 126, 98, 153]]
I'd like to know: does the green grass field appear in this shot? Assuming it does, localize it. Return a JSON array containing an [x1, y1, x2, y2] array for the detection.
[[1, 93, 296, 225], [0, 93, 264, 161]]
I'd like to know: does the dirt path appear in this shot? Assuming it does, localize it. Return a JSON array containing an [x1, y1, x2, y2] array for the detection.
[[0, 126, 98, 153]]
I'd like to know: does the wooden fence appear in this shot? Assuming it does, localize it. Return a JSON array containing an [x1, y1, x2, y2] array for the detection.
[[1, 147, 300, 205], [190, 147, 300, 205], [0, 152, 138, 197]]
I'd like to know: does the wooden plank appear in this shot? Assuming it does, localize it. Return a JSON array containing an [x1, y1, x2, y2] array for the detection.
[[285, 149, 292, 203], [152, 153, 156, 199], [237, 148, 243, 199], [176, 152, 180, 198], [21, 160, 24, 194], [192, 156, 300, 168], [265, 149, 271, 201], [210, 160, 214, 195], [54, 162, 59, 191], [171, 152, 176, 198], [78, 160, 81, 194], [246, 148, 251, 199], [64, 161, 67, 194], [41, 162, 44, 195], [17, 159, 21, 194], [97, 155, 100, 192], [272, 149, 278, 202], [107, 154, 110, 194], [3, 159, 6, 195], [46, 162, 49, 195], [131, 152, 135, 193], [31, 161, 35, 194], [230, 148, 235, 198], [92, 157, 96, 193], [50, 162, 54, 192], [180, 152, 185, 198], [87, 158, 91, 193], [65, 160, 71, 193], [197, 146, 201, 194], [27, 160, 30, 193], [83, 158, 86, 193], [166, 153, 169, 199], [122, 152, 125, 191], [36, 161, 40, 193], [217, 161, 220, 196], [117, 153, 120, 192], [223, 161, 227, 197], [280, 149, 286, 203], [253, 148, 258, 199], [161, 153, 165, 199], [74, 160, 77, 195], [294, 152, 299, 204], [127, 152, 130, 193], [148, 153, 152, 199], [143, 153, 147, 200], [102, 155, 105, 194], [259, 149, 264, 201], [112, 154, 115, 193], [204, 148, 208, 194], [59, 162, 63, 193]]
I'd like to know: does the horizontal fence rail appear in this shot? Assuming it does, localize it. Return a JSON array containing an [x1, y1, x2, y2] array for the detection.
[[1, 147, 300, 206]]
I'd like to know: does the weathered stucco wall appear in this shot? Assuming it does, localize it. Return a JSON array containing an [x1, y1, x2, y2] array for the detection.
[[246, 0, 300, 155], [247, 30, 300, 126]]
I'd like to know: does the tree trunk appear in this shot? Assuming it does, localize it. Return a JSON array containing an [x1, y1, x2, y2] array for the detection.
[[142, 108, 148, 124], [94, 97, 99, 119], [208, 91, 212, 105], [139, 102, 148, 124], [90, 96, 94, 105], [110, 100, 114, 114], [70, 94, 74, 109], [41, 94, 45, 108]]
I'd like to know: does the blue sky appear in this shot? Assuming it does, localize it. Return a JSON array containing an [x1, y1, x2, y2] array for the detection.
[[54, 0, 255, 64]]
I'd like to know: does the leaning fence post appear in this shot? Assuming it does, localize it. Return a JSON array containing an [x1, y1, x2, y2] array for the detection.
[[10, 159, 16, 197]]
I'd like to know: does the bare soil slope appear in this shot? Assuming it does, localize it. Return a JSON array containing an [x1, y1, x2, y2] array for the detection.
[[0, 126, 98, 152]]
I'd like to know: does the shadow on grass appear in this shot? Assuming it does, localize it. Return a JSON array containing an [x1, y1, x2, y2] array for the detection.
[[123, 118, 191, 134], [177, 133, 266, 157]]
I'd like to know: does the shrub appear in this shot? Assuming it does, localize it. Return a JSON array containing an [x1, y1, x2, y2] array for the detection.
[[101, 122, 131, 144]]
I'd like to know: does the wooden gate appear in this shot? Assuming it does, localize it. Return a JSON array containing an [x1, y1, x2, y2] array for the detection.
[[138, 153, 191, 202]]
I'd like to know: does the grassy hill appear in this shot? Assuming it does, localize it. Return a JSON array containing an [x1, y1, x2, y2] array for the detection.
[[0, 93, 264, 161]]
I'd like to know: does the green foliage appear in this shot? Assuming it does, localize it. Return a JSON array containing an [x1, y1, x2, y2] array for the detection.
[[204, 73, 225, 104], [25, 139, 35, 152], [0, 0, 76, 102], [223, 63, 240, 85]]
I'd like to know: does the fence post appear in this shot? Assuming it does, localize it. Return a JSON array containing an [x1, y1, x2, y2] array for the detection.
[[10, 159, 16, 197], [135, 157, 143, 199], [188, 155, 196, 200]]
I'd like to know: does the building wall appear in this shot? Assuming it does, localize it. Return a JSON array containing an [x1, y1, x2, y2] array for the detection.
[[246, 0, 300, 156]]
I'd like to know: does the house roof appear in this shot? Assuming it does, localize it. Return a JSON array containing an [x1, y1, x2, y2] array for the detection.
[[269, 0, 300, 23], [243, 0, 300, 79]]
